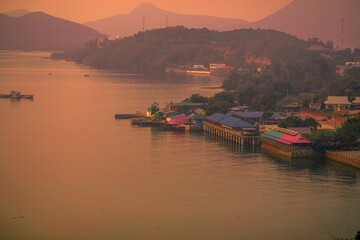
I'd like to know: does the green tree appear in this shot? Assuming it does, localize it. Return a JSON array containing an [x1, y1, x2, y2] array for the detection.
[[148, 102, 159, 115]]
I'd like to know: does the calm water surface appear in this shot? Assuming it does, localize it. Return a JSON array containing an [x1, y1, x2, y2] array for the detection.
[[0, 51, 359, 240]]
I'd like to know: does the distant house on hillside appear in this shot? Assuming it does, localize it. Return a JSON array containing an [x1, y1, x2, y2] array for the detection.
[[336, 65, 349, 75], [352, 97, 360, 110], [281, 103, 301, 113], [167, 103, 207, 111], [324, 96, 351, 111], [309, 102, 322, 111], [210, 63, 226, 70], [229, 105, 250, 112], [309, 44, 326, 51]]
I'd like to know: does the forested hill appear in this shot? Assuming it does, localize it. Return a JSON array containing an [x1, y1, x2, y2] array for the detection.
[[0, 12, 105, 51], [52, 26, 320, 73]]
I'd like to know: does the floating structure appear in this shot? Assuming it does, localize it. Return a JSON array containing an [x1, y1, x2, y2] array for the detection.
[[0, 91, 33, 99], [115, 114, 135, 119], [261, 127, 318, 158], [186, 70, 210, 75], [203, 113, 260, 148]]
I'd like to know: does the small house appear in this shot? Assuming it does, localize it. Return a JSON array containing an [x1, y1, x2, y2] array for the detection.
[[352, 97, 360, 110], [188, 113, 205, 125], [281, 103, 301, 113]]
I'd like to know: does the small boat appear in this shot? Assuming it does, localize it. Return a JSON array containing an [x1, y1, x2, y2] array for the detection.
[[84, 74, 90, 77], [0, 91, 33, 100], [115, 114, 135, 119]]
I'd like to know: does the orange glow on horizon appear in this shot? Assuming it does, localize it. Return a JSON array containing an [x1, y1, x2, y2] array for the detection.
[[0, 0, 293, 23]]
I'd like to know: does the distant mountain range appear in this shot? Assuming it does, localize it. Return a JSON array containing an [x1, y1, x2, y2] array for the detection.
[[0, 12, 105, 51], [4, 9, 30, 17], [84, 3, 248, 38], [2, 0, 359, 51], [250, 0, 360, 48], [85, 1, 360, 47]]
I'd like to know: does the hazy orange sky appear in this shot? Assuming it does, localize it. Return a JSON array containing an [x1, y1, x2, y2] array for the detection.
[[0, 0, 293, 23]]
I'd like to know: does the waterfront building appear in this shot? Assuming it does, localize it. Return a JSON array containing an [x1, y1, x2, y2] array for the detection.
[[188, 113, 205, 125], [261, 127, 316, 158], [205, 113, 257, 132], [166, 113, 189, 125]]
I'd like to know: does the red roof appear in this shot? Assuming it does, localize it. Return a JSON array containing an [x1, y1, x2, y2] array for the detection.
[[278, 134, 311, 145]]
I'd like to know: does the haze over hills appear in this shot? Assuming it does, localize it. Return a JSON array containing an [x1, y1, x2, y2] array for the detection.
[[85, 1, 360, 48], [0, 12, 106, 51], [85, 2, 248, 38], [250, 0, 360, 47], [4, 9, 30, 17]]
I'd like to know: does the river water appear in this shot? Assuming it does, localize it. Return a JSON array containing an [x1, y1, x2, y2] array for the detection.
[[0, 51, 359, 240]]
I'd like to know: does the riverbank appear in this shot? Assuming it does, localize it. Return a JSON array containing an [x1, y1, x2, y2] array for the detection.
[[325, 151, 360, 169]]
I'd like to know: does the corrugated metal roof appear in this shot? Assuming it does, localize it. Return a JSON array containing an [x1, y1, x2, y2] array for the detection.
[[229, 111, 285, 119], [261, 130, 286, 140], [219, 117, 255, 128], [205, 113, 227, 122]]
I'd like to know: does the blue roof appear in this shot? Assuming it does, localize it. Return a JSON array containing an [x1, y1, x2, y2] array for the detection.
[[229, 111, 285, 119], [219, 117, 255, 128], [205, 113, 227, 122]]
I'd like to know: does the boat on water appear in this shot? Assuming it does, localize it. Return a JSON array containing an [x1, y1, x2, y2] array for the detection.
[[186, 70, 210, 75]]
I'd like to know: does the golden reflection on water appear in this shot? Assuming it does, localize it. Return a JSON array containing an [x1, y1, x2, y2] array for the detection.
[[0, 51, 360, 240]]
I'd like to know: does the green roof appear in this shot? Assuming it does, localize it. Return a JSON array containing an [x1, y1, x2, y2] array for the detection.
[[167, 113, 185, 119], [261, 130, 286, 140]]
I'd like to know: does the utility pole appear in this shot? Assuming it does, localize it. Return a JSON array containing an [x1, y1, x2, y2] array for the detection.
[[341, 17, 344, 46], [142, 17, 146, 31], [166, 15, 168, 28]]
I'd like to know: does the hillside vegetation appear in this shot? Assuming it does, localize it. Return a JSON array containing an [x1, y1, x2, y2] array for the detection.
[[0, 12, 105, 51], [52, 26, 315, 72]]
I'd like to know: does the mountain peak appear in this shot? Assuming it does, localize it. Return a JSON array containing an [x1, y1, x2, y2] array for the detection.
[[129, 2, 167, 15], [4, 9, 30, 17]]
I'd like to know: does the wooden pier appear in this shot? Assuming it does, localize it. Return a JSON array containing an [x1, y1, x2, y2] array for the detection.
[[203, 121, 261, 148]]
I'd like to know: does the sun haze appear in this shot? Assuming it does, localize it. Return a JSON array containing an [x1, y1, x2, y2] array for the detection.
[[0, 0, 293, 23]]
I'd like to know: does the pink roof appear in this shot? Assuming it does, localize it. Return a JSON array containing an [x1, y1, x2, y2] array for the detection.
[[278, 134, 311, 144]]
